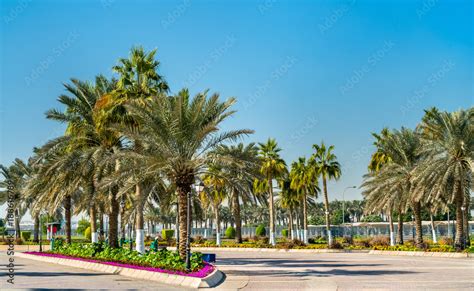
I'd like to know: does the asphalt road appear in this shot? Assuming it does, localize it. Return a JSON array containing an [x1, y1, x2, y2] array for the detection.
[[212, 250, 474, 290], [1, 250, 473, 290]]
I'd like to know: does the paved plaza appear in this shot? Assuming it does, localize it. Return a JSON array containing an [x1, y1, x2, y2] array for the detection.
[[1, 250, 473, 290]]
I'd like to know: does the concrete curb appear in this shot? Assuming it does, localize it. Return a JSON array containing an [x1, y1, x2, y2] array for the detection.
[[16, 252, 224, 288], [191, 247, 472, 258], [190, 247, 370, 254], [368, 250, 472, 258]]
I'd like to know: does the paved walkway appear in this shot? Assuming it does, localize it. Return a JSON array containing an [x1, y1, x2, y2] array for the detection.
[[1, 250, 473, 290]]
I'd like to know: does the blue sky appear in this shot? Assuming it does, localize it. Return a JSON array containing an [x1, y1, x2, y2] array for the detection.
[[0, 0, 472, 216]]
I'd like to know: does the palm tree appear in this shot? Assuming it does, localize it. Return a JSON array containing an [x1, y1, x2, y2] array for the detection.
[[310, 142, 341, 247], [277, 179, 300, 240], [36, 76, 122, 247], [0, 159, 32, 239], [362, 128, 423, 247], [255, 138, 287, 246], [290, 157, 319, 243], [414, 107, 473, 249], [114, 89, 253, 258], [365, 128, 398, 245], [212, 143, 260, 243], [101, 46, 169, 253], [202, 166, 227, 246]]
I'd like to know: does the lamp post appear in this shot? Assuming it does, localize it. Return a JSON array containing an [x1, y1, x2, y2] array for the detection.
[[39, 213, 43, 252], [461, 206, 466, 249], [186, 182, 204, 272], [342, 186, 357, 225]]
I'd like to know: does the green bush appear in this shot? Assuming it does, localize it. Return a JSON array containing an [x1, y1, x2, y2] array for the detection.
[[225, 226, 236, 239], [162, 229, 175, 240], [50, 242, 204, 272], [256, 224, 266, 237], [21, 231, 31, 241], [84, 226, 91, 241], [281, 229, 288, 237], [76, 218, 90, 235]]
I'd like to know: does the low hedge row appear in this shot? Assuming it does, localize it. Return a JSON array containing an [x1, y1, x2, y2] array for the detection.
[[50, 240, 204, 272]]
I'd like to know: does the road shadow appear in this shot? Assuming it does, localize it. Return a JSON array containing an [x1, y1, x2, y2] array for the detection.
[[14, 271, 114, 277]]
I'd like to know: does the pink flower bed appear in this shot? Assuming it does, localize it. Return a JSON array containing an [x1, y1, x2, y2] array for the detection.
[[24, 251, 214, 278]]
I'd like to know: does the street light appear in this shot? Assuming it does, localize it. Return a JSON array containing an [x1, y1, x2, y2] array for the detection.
[[186, 182, 204, 272], [461, 206, 466, 249], [342, 186, 357, 225]]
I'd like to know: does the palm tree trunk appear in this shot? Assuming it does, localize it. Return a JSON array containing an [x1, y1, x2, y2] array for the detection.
[[303, 189, 308, 244], [397, 207, 404, 245], [288, 208, 293, 240], [463, 195, 470, 247], [108, 188, 120, 248], [99, 207, 104, 241], [322, 177, 332, 246], [454, 191, 465, 249], [14, 209, 21, 239], [135, 184, 145, 253], [413, 201, 424, 248], [388, 209, 395, 246], [33, 214, 40, 243], [177, 184, 191, 259], [64, 195, 72, 244], [90, 205, 97, 243], [120, 200, 126, 240], [215, 205, 221, 246], [268, 176, 276, 246], [232, 189, 242, 243]]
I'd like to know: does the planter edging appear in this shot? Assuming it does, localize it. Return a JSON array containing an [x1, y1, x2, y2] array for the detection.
[[16, 252, 224, 288]]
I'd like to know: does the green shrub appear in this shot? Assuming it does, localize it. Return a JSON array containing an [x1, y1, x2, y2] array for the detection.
[[225, 226, 236, 239], [49, 242, 203, 272], [84, 226, 91, 241], [76, 218, 90, 235], [21, 231, 31, 241], [256, 224, 266, 237], [162, 229, 175, 240], [281, 229, 288, 237]]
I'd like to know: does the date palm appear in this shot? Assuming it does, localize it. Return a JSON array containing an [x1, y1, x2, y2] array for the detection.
[[100, 46, 169, 253], [37, 76, 122, 247], [414, 107, 473, 249], [255, 138, 287, 246], [310, 142, 341, 247], [212, 143, 261, 243], [362, 128, 423, 247], [114, 89, 253, 258], [365, 128, 398, 245], [290, 157, 319, 243]]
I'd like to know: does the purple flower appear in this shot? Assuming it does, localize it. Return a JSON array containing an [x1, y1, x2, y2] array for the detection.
[[24, 252, 214, 278]]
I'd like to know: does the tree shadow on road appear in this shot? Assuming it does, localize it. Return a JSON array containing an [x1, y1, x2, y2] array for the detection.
[[14, 271, 114, 277]]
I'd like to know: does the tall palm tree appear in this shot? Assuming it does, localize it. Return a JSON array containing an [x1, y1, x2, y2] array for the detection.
[[414, 107, 473, 249], [202, 166, 227, 246], [310, 142, 341, 247], [115, 89, 253, 258], [37, 76, 122, 247], [290, 157, 319, 243], [362, 128, 423, 247], [212, 143, 260, 243], [255, 138, 287, 246], [277, 178, 300, 240], [102, 46, 169, 253]]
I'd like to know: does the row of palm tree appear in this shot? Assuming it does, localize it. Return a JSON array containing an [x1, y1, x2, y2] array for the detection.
[[362, 108, 473, 249], [2, 46, 470, 255]]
